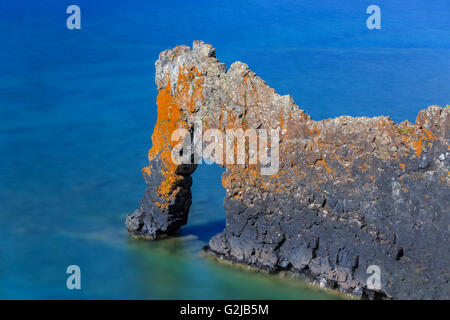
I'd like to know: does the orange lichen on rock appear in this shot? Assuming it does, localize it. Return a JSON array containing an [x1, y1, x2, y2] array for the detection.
[[397, 122, 438, 158], [314, 159, 334, 175], [143, 66, 205, 198]]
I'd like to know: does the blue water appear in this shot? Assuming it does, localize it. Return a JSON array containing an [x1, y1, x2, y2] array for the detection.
[[0, 0, 449, 299]]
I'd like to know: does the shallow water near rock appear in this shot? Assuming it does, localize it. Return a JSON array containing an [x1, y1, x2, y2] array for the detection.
[[0, 0, 449, 299]]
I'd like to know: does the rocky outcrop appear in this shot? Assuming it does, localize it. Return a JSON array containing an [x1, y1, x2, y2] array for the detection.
[[126, 41, 449, 299]]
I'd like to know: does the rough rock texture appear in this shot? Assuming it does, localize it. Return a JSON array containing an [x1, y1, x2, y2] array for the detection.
[[126, 41, 450, 299]]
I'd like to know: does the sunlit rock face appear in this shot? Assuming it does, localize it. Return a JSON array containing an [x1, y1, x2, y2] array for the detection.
[[126, 41, 449, 299]]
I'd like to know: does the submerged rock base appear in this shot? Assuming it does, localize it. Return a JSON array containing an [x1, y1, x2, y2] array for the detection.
[[126, 41, 449, 299]]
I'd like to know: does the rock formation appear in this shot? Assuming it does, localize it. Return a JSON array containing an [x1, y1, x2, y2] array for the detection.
[[126, 41, 449, 299]]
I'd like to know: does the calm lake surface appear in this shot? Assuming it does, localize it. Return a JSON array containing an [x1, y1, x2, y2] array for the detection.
[[0, 0, 449, 299]]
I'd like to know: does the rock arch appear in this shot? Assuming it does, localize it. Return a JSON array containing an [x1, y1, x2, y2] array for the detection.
[[126, 41, 449, 299]]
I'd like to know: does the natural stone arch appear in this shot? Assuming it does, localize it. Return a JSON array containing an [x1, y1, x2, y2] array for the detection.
[[126, 40, 297, 239], [126, 41, 449, 299]]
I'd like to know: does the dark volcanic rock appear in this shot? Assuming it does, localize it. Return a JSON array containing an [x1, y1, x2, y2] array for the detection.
[[126, 41, 450, 299]]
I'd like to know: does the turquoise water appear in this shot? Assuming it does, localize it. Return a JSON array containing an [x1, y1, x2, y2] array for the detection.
[[0, 0, 449, 299]]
